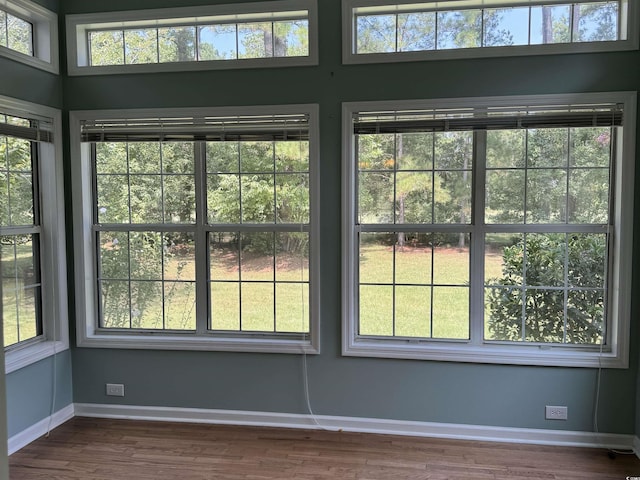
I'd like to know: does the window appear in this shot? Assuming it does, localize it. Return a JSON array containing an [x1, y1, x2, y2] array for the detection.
[[71, 105, 320, 353], [66, 0, 318, 75], [0, 95, 67, 373], [0, 0, 58, 73], [343, 0, 638, 64], [342, 93, 635, 367]]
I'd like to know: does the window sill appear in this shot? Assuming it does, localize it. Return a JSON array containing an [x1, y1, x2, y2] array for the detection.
[[5, 340, 69, 374], [78, 332, 320, 355], [343, 337, 627, 369]]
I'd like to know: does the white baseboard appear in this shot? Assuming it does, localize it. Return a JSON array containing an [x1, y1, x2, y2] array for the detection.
[[633, 436, 640, 459], [8, 404, 75, 455], [73, 403, 635, 450]]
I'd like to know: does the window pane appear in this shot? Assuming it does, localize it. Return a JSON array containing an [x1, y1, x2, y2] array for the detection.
[[394, 233, 431, 285], [6, 13, 32, 56], [208, 141, 239, 173], [130, 175, 162, 223], [275, 232, 308, 282], [359, 285, 393, 335], [208, 174, 240, 223], [241, 174, 275, 223], [129, 231, 162, 280], [530, 6, 571, 44], [97, 175, 129, 223], [210, 281, 239, 330], [434, 170, 471, 224], [526, 169, 567, 223], [8, 173, 33, 226], [238, 22, 272, 59], [96, 142, 127, 174], [359, 233, 393, 284], [395, 286, 431, 337], [198, 24, 237, 61], [567, 234, 606, 288], [128, 142, 161, 174], [100, 280, 131, 328], [240, 282, 274, 331], [486, 170, 525, 224], [487, 130, 526, 168], [274, 20, 308, 57], [163, 232, 195, 281], [158, 26, 196, 62], [398, 12, 435, 52], [90, 30, 124, 66], [484, 7, 529, 47], [437, 10, 482, 49], [395, 171, 432, 223], [356, 14, 395, 53], [524, 288, 564, 342], [275, 140, 308, 172], [568, 168, 609, 223], [570, 127, 611, 167], [240, 232, 274, 281], [98, 231, 129, 280], [527, 129, 568, 168], [574, 2, 618, 42], [485, 286, 523, 341], [7, 136, 31, 170], [525, 234, 566, 287], [432, 287, 468, 339], [240, 141, 273, 173], [567, 289, 604, 344], [131, 280, 163, 328], [433, 238, 469, 285], [164, 281, 196, 329], [396, 132, 433, 170], [125, 29, 158, 64], [0, 11, 6, 48], [359, 171, 393, 223], [163, 174, 195, 223], [275, 283, 308, 332], [210, 232, 239, 281], [0, 170, 8, 226]]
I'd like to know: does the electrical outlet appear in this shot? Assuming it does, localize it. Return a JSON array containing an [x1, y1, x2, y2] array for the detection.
[[545, 405, 568, 420], [106, 383, 125, 397]]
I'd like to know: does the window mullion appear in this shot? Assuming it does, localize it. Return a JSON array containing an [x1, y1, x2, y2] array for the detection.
[[469, 130, 486, 346], [194, 141, 208, 335]]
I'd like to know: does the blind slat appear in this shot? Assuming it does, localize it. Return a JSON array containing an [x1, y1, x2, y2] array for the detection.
[[0, 122, 54, 143]]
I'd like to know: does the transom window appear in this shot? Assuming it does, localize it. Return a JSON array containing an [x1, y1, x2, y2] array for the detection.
[[0, 8, 33, 56], [72, 106, 319, 354], [67, 0, 318, 75], [342, 93, 634, 367], [343, 0, 638, 64]]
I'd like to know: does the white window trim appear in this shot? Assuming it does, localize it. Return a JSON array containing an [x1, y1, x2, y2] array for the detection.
[[341, 92, 635, 368], [342, 0, 639, 65], [0, 0, 58, 74], [1, 94, 68, 374], [70, 104, 320, 354], [66, 0, 318, 76]]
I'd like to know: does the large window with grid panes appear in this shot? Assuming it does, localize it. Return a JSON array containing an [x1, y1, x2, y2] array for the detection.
[[72, 105, 319, 353], [342, 93, 634, 367]]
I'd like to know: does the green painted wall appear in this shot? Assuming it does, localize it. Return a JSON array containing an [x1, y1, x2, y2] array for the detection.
[[62, 0, 639, 434]]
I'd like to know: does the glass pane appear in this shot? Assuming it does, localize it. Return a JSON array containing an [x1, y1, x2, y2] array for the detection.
[[570, 127, 611, 167], [356, 14, 396, 54], [198, 24, 237, 61], [0, 171, 8, 225], [433, 239, 469, 285], [238, 22, 272, 59], [162, 142, 194, 174], [129, 231, 162, 280], [241, 174, 275, 223], [240, 282, 274, 331], [484, 286, 523, 341], [130, 175, 162, 223], [6, 13, 32, 56], [434, 131, 473, 169], [395, 172, 432, 223], [163, 174, 196, 223], [359, 232, 392, 284], [567, 289, 604, 344], [90, 30, 124, 66], [274, 20, 308, 57], [8, 173, 33, 225], [276, 174, 308, 223], [487, 130, 526, 168], [567, 234, 606, 288], [396, 133, 433, 170], [210, 281, 240, 330], [275, 283, 308, 332], [358, 133, 395, 171], [240, 232, 274, 281], [359, 171, 393, 223], [158, 26, 196, 62], [208, 174, 240, 223], [207, 141, 239, 173], [210, 232, 240, 281], [526, 169, 567, 223], [568, 168, 609, 223], [128, 142, 161, 174], [483, 7, 529, 47], [97, 175, 129, 223], [525, 233, 566, 287], [164, 281, 196, 329], [432, 287, 468, 339], [95, 142, 127, 174], [359, 285, 393, 335], [524, 288, 564, 342], [7, 136, 31, 170], [275, 232, 308, 282], [275, 140, 308, 172], [131, 280, 163, 329], [484, 233, 523, 286], [397, 12, 435, 52], [395, 286, 430, 337], [527, 129, 568, 167], [485, 170, 525, 224], [163, 232, 195, 281], [124, 29, 158, 65], [0, 11, 6, 48], [437, 10, 481, 50], [100, 280, 130, 328], [574, 2, 618, 42], [434, 170, 471, 224], [530, 6, 571, 44], [240, 141, 273, 173], [395, 233, 431, 285], [99, 231, 129, 280]]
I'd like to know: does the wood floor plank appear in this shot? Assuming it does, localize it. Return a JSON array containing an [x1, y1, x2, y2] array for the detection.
[[8, 417, 640, 479]]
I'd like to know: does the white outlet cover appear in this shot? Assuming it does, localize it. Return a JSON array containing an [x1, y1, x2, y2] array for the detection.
[[545, 405, 568, 420]]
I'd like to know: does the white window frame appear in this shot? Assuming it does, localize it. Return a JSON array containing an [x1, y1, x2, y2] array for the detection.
[[0, 94, 68, 374], [66, 0, 318, 76], [342, 0, 639, 65], [71, 104, 320, 354], [342, 92, 635, 368], [0, 0, 58, 73]]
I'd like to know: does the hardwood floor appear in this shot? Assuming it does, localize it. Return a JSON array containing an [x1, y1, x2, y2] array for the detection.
[[8, 417, 640, 480]]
